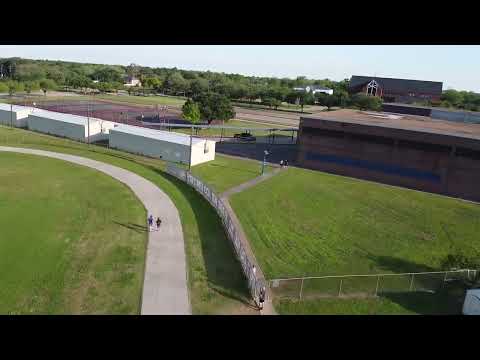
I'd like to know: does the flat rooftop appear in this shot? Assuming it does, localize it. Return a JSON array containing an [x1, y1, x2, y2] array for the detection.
[[383, 102, 480, 115], [0, 103, 34, 113], [28, 108, 103, 126], [110, 124, 210, 146], [302, 109, 480, 141]]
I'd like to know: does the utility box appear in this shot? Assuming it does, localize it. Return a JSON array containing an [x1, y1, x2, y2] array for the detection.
[[462, 289, 480, 315]]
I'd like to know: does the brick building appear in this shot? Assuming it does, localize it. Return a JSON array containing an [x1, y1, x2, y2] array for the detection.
[[349, 75, 443, 104], [297, 109, 480, 201]]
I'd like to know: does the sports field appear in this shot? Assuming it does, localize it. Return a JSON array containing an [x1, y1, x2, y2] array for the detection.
[[0, 126, 256, 314], [0, 152, 146, 314]]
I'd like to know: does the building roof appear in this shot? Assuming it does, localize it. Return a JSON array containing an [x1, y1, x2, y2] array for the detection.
[[110, 124, 210, 146], [349, 75, 443, 95], [0, 103, 34, 113], [29, 108, 102, 126], [384, 102, 480, 115], [301, 109, 480, 141]]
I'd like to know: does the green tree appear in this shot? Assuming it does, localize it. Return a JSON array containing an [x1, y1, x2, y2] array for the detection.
[[8, 83, 16, 97], [165, 72, 188, 95], [350, 94, 383, 111], [190, 78, 209, 97], [40, 79, 56, 96], [182, 99, 201, 133], [441, 89, 464, 108], [24, 81, 33, 95], [316, 93, 339, 110], [193, 92, 235, 124]]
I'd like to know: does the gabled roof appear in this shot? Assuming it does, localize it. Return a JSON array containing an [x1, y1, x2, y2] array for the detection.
[[349, 75, 443, 95]]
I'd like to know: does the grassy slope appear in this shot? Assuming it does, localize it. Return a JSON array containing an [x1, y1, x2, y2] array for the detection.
[[229, 166, 480, 314], [0, 153, 146, 314], [230, 167, 480, 278], [0, 126, 255, 314], [191, 154, 272, 194]]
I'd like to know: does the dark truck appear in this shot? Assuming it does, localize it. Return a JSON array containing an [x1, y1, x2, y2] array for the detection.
[[233, 132, 256, 142]]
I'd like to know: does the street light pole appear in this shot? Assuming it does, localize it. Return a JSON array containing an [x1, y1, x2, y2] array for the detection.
[[10, 103, 13, 128], [261, 150, 269, 175], [188, 125, 193, 171], [87, 104, 90, 145]]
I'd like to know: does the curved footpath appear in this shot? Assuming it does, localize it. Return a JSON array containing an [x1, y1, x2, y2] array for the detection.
[[0, 146, 190, 315]]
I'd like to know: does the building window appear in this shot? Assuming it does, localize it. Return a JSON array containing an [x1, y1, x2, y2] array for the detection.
[[366, 80, 379, 97]]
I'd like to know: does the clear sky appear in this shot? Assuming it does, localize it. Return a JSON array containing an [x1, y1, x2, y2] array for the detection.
[[0, 45, 478, 92]]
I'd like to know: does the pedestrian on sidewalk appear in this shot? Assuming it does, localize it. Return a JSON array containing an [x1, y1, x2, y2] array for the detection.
[[259, 286, 266, 310], [156, 217, 162, 230], [280, 160, 284, 168], [285, 159, 289, 168], [148, 214, 154, 232]]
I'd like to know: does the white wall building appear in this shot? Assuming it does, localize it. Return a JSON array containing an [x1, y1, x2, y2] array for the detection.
[[293, 85, 334, 95], [27, 110, 115, 142], [109, 124, 216, 166], [0, 103, 34, 128]]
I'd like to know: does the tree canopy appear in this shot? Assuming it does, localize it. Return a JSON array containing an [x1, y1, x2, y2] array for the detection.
[[192, 92, 235, 124]]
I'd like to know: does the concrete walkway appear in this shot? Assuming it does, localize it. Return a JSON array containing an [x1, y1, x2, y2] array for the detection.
[[221, 167, 283, 199], [0, 146, 190, 315], [220, 168, 286, 315]]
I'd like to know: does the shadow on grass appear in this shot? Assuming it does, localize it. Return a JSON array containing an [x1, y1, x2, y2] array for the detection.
[[365, 253, 437, 273], [149, 167, 252, 305], [113, 221, 148, 234], [379, 286, 466, 315], [365, 252, 467, 314]]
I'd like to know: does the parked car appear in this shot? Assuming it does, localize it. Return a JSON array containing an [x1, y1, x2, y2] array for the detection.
[[234, 132, 256, 141]]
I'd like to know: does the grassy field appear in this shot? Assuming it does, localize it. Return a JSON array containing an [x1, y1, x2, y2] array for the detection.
[[229, 166, 480, 313], [274, 287, 466, 315], [191, 154, 272, 194], [0, 126, 256, 314], [0, 153, 147, 314]]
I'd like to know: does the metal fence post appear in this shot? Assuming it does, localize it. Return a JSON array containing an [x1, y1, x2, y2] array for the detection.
[[338, 279, 343, 297], [409, 274, 415, 291], [299, 278, 304, 300], [442, 271, 448, 289], [375, 275, 380, 296]]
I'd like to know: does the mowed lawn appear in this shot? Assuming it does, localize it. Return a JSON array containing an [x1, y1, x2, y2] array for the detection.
[[0, 126, 255, 315], [229, 167, 480, 314], [230, 167, 480, 278], [191, 154, 272, 194], [0, 153, 147, 314]]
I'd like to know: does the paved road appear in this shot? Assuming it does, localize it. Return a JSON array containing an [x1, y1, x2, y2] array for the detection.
[[0, 146, 190, 315]]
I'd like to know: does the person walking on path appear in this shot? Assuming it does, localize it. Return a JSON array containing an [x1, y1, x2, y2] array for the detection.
[[148, 214, 154, 232], [280, 160, 284, 168], [156, 217, 162, 230], [259, 286, 266, 310]]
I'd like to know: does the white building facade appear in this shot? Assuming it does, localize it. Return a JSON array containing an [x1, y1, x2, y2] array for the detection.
[[0, 103, 33, 128], [27, 110, 113, 142], [109, 124, 215, 166]]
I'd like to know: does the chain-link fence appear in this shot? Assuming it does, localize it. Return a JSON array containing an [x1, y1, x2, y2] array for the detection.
[[269, 269, 477, 300], [166, 163, 267, 305]]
